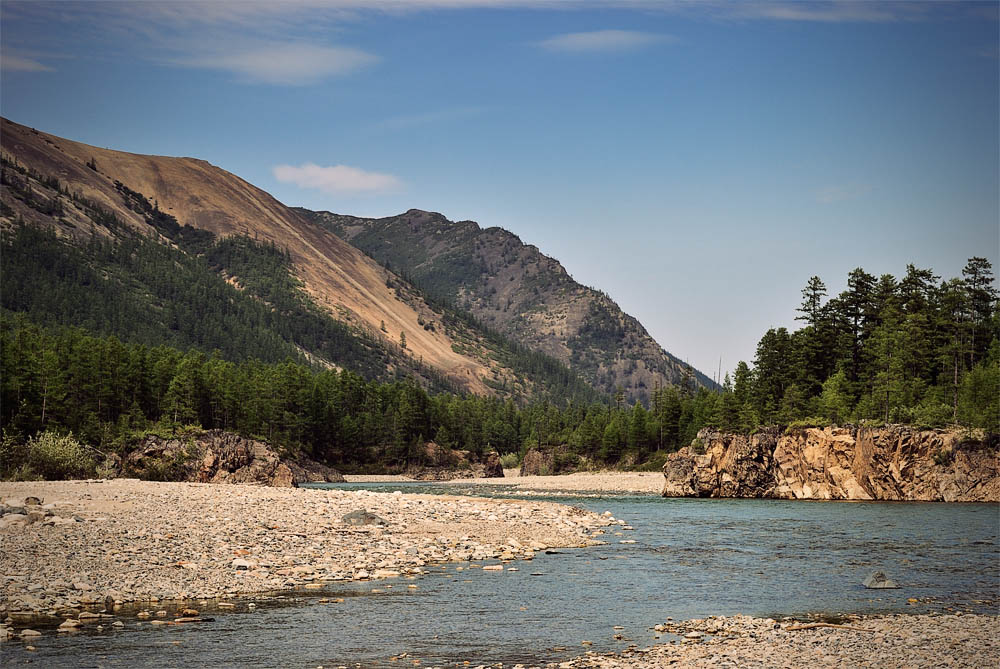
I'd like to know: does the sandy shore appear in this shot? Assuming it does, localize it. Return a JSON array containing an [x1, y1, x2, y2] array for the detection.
[[0, 479, 612, 621], [345, 471, 665, 494], [545, 612, 999, 669]]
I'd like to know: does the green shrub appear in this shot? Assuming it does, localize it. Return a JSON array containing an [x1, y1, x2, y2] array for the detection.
[[932, 448, 954, 467], [690, 438, 705, 455], [634, 450, 670, 471], [498, 452, 520, 469], [553, 452, 580, 473], [1, 431, 97, 480], [134, 446, 193, 482], [912, 401, 953, 430], [784, 418, 830, 434]]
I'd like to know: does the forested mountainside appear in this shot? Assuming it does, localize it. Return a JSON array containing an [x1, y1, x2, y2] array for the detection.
[[0, 117, 599, 404], [299, 207, 714, 403]]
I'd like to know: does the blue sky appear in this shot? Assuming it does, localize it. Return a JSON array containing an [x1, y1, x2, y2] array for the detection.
[[3, 1, 998, 380]]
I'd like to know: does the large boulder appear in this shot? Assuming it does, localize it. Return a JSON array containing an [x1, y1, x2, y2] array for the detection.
[[481, 451, 504, 478], [519, 448, 555, 476]]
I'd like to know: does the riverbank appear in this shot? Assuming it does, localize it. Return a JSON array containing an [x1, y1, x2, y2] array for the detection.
[[0, 479, 611, 619], [345, 471, 665, 494], [547, 612, 999, 668]]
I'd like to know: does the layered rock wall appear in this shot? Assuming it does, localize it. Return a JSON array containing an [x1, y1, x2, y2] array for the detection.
[[662, 426, 999, 502]]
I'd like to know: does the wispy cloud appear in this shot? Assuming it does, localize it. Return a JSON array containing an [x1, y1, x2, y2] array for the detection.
[[1, 51, 54, 72], [729, 2, 902, 23], [170, 42, 377, 85], [273, 163, 402, 194], [538, 29, 668, 53], [816, 183, 873, 204]]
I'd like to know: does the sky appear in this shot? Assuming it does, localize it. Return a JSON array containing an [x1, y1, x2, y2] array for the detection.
[[2, 1, 998, 380]]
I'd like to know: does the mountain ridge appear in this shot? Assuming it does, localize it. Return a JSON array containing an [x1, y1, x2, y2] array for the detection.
[[1, 117, 708, 404], [300, 206, 715, 402]]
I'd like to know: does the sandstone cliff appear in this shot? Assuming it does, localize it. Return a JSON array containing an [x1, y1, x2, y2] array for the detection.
[[662, 426, 999, 502], [123, 430, 344, 487]]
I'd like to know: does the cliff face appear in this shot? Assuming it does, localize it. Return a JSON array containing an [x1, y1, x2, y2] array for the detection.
[[662, 426, 999, 502]]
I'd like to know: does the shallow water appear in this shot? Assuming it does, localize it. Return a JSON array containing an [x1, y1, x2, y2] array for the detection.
[[3, 483, 997, 668]]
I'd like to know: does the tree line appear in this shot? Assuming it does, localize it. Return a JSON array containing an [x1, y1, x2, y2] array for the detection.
[[2, 257, 997, 476], [727, 258, 998, 432], [1, 314, 722, 471]]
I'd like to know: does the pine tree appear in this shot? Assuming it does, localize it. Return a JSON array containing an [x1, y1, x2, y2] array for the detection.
[[962, 257, 998, 365], [796, 276, 827, 327]]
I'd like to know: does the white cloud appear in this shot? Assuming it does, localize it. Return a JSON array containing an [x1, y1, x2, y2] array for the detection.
[[172, 42, 377, 85], [1, 53, 54, 72], [538, 29, 667, 52], [273, 162, 402, 194]]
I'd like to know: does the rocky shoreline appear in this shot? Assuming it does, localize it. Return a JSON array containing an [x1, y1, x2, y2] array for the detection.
[[347, 471, 666, 494], [0, 479, 613, 632], [541, 612, 998, 668]]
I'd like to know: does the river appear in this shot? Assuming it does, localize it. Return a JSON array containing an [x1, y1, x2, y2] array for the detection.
[[3, 483, 997, 668]]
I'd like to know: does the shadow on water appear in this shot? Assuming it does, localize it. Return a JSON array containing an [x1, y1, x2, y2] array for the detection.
[[3, 483, 997, 668]]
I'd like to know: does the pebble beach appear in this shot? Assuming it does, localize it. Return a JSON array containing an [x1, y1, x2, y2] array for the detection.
[[0, 479, 610, 620], [544, 612, 999, 669]]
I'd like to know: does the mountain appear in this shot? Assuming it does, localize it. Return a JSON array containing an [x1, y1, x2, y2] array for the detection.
[[299, 208, 714, 402], [0, 117, 598, 402]]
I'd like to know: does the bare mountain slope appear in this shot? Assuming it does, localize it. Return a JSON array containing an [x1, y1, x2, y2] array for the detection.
[[302, 208, 714, 403], [1, 119, 498, 392]]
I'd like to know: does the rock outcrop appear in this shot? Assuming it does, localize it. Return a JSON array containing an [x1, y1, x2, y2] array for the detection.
[[662, 426, 999, 502], [123, 430, 344, 487], [404, 442, 504, 480], [519, 448, 556, 476]]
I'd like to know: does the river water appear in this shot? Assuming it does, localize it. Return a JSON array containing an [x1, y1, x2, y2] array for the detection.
[[3, 483, 998, 668]]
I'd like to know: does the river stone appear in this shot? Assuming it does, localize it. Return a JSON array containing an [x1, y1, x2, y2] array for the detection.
[[0, 514, 28, 529], [342, 510, 387, 526], [863, 571, 900, 589]]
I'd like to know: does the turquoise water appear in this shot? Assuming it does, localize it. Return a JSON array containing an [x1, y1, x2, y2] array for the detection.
[[3, 483, 997, 668]]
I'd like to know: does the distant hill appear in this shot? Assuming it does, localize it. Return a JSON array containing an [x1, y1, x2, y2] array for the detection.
[[0, 118, 599, 403], [300, 207, 715, 402]]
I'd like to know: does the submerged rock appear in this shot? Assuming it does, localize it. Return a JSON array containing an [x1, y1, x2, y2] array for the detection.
[[863, 571, 900, 589]]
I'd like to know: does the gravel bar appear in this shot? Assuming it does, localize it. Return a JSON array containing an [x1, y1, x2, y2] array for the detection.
[[0, 479, 611, 620], [540, 612, 999, 669]]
